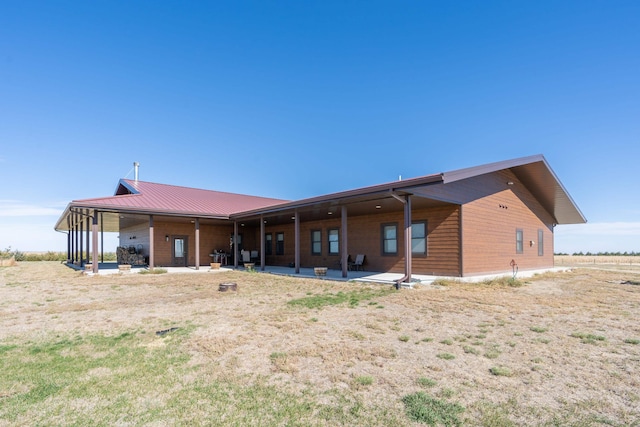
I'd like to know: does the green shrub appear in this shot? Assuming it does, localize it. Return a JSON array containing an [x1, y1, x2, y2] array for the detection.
[[416, 377, 437, 388], [139, 268, 167, 275], [437, 353, 455, 360], [570, 332, 606, 344], [489, 366, 513, 377], [401, 392, 464, 426], [354, 376, 373, 386]]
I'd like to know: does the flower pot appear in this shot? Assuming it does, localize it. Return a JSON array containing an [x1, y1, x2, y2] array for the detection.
[[314, 267, 327, 277]]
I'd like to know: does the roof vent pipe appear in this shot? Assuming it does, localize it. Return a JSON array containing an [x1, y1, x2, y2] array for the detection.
[[133, 162, 140, 182]]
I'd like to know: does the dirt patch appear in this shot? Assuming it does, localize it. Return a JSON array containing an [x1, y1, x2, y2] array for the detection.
[[2, 262, 640, 425]]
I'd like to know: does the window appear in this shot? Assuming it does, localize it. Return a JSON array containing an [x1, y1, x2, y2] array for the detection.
[[516, 229, 523, 254], [538, 229, 544, 256], [412, 221, 427, 255], [311, 230, 321, 255], [382, 223, 398, 255], [265, 233, 272, 256], [328, 229, 339, 255], [276, 232, 284, 255]]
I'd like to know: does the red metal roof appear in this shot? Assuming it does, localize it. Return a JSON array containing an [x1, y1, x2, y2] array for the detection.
[[70, 179, 288, 218]]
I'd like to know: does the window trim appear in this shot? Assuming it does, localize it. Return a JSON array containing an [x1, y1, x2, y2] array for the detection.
[[276, 232, 285, 256], [538, 229, 544, 256], [328, 228, 339, 255], [516, 228, 524, 254], [411, 220, 428, 256], [264, 233, 272, 256], [381, 223, 398, 255], [311, 229, 322, 255]]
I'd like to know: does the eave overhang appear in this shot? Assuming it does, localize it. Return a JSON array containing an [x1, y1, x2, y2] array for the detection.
[[442, 154, 586, 224], [230, 173, 445, 220]]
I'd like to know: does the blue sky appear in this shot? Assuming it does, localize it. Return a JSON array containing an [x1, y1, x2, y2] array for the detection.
[[1, 1, 639, 253]]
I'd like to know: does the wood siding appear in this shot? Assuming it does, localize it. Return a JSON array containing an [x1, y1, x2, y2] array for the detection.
[[459, 170, 555, 275], [245, 205, 461, 275], [119, 169, 555, 277], [122, 220, 234, 267]]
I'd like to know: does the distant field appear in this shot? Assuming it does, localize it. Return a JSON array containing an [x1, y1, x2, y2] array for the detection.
[[1, 262, 639, 426], [555, 255, 640, 266]]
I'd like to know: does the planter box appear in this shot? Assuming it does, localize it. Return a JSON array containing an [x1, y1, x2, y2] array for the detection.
[[210, 262, 221, 270], [314, 267, 328, 277], [244, 263, 255, 271]]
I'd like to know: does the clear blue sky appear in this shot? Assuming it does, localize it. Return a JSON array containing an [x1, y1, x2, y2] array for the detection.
[[1, 1, 639, 253]]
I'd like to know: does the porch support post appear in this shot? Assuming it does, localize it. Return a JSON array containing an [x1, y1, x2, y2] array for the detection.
[[100, 212, 104, 263], [195, 218, 200, 270], [85, 213, 90, 266], [402, 195, 413, 288], [74, 212, 78, 264], [79, 215, 84, 267], [260, 215, 265, 271], [66, 216, 71, 262], [341, 205, 348, 278], [294, 210, 300, 274], [92, 211, 99, 274], [72, 214, 76, 264], [233, 221, 238, 268], [148, 215, 155, 269]]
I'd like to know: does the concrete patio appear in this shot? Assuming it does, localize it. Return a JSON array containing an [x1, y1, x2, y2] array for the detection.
[[71, 261, 562, 285]]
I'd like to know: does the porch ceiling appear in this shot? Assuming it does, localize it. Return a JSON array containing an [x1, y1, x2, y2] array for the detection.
[[56, 209, 232, 232], [234, 192, 454, 227]]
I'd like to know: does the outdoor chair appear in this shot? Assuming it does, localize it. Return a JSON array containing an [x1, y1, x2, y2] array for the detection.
[[351, 254, 365, 271]]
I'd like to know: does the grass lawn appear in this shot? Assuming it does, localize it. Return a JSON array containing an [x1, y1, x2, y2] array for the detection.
[[1, 261, 639, 426]]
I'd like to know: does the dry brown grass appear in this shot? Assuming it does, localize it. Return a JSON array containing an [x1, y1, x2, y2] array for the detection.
[[2, 261, 640, 425]]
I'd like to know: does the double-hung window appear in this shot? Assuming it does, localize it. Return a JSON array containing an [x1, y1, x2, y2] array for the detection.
[[311, 230, 321, 255], [276, 232, 285, 255], [516, 229, 524, 254], [411, 221, 427, 255], [538, 229, 544, 256], [382, 223, 398, 255], [328, 229, 339, 255], [265, 233, 272, 256]]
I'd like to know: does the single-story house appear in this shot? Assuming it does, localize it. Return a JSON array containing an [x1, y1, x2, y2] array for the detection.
[[54, 154, 585, 284]]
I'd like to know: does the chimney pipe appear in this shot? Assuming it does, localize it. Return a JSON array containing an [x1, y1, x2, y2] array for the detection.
[[133, 162, 140, 181]]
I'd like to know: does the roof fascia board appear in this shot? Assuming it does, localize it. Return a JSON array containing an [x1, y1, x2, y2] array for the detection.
[[442, 154, 586, 224], [54, 203, 73, 231], [66, 203, 230, 221], [442, 154, 546, 184], [114, 179, 140, 196]]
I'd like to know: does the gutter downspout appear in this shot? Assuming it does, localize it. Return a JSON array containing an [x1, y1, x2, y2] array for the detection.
[[390, 192, 412, 289]]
